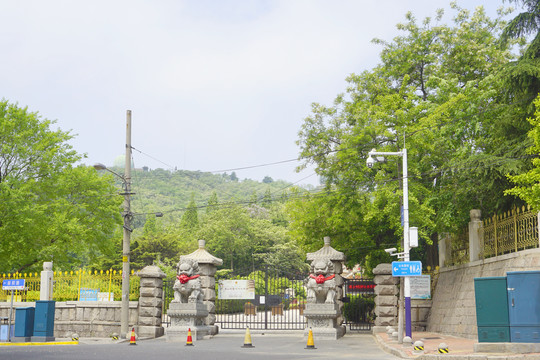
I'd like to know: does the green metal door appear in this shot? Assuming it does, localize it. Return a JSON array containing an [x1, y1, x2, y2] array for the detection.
[[474, 277, 510, 342]]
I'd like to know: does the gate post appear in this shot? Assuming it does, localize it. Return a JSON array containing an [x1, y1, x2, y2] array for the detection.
[[180, 239, 223, 335], [138, 265, 166, 338], [372, 263, 398, 333]]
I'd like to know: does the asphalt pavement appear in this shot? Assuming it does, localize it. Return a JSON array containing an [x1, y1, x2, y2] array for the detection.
[[0, 332, 400, 360]]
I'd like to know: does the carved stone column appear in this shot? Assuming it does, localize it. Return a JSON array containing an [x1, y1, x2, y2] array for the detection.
[[372, 263, 399, 333], [178, 239, 223, 335], [165, 258, 210, 342], [304, 236, 346, 340]]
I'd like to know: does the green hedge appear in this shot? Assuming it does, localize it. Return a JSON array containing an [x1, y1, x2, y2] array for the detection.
[[342, 296, 375, 323]]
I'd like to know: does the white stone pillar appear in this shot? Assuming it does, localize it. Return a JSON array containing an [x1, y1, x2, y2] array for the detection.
[[438, 235, 448, 268], [469, 209, 482, 262], [40, 262, 54, 301]]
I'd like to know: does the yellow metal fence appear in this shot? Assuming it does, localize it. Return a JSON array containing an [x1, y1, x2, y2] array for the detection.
[[483, 206, 539, 258], [0, 269, 140, 302]]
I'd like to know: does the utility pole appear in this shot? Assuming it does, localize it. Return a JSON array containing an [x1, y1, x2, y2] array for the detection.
[[121, 110, 132, 339]]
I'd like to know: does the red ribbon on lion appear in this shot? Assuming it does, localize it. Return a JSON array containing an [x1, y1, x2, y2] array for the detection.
[[310, 274, 335, 284], [177, 274, 200, 284]]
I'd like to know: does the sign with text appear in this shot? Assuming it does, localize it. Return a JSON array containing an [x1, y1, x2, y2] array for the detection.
[[218, 280, 255, 300], [346, 280, 376, 294], [410, 275, 431, 299], [79, 288, 99, 301], [2, 279, 25, 291], [392, 261, 422, 277]]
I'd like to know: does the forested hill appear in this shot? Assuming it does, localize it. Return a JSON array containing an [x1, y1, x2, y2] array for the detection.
[[114, 167, 312, 227]]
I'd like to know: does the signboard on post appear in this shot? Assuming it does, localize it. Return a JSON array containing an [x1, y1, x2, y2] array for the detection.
[[410, 275, 431, 299], [2, 279, 25, 291], [391, 261, 422, 277], [2, 279, 25, 342], [218, 280, 255, 300]]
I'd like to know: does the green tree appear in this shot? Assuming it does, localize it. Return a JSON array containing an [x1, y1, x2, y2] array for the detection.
[[206, 191, 218, 214], [506, 96, 540, 210], [0, 100, 122, 272], [180, 194, 199, 229], [294, 5, 521, 267], [197, 203, 302, 275]]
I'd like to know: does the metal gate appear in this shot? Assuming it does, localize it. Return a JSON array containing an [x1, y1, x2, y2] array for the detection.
[[215, 267, 307, 330], [342, 278, 376, 331]]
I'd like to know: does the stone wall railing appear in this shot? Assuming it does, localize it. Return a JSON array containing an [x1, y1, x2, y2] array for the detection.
[[441, 208, 540, 267]]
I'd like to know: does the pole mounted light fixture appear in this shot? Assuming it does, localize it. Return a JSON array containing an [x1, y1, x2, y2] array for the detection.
[[366, 147, 413, 343]]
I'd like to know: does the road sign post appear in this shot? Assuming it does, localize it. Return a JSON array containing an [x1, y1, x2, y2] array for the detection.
[[2, 279, 25, 342]]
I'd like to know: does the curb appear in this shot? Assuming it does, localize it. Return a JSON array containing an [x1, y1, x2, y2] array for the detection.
[[374, 334, 540, 360], [0, 341, 78, 346], [373, 334, 412, 359]]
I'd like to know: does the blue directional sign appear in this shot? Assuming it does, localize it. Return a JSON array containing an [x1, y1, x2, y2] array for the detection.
[[2, 279, 25, 290], [392, 261, 422, 277]]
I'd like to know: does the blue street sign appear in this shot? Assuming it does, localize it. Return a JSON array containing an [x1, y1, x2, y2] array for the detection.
[[392, 261, 422, 276], [2, 279, 25, 290]]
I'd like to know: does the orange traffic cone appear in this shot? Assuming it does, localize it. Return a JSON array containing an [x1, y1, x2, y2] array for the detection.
[[305, 328, 316, 349], [241, 326, 254, 348], [185, 328, 194, 346], [129, 328, 137, 345]]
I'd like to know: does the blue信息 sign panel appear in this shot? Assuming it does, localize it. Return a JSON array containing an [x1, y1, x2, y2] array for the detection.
[[2, 279, 25, 290], [392, 261, 422, 276]]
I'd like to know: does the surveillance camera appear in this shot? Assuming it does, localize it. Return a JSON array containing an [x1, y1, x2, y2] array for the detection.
[[385, 247, 397, 254], [366, 156, 375, 169]]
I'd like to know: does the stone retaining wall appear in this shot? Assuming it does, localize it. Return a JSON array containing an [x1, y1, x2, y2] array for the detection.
[[0, 301, 139, 338], [427, 248, 540, 339]]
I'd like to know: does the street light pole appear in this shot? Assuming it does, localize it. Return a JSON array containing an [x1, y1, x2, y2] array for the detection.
[[367, 148, 411, 342], [121, 110, 132, 339]]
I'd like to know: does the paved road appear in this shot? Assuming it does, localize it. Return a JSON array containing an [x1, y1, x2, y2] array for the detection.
[[0, 333, 400, 360]]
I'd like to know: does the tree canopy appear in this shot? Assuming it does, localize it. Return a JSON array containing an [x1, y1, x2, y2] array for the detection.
[[293, 4, 530, 268], [0, 100, 122, 273]]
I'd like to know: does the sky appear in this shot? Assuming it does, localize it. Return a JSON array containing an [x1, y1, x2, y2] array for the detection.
[[1, 0, 515, 186]]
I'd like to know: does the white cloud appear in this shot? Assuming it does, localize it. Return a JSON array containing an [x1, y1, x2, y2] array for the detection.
[[0, 0, 510, 187]]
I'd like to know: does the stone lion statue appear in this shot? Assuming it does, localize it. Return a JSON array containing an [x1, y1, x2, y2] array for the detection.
[[305, 258, 337, 304], [172, 258, 204, 303]]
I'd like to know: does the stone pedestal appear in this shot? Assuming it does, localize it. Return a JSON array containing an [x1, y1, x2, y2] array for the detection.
[[304, 303, 345, 340], [165, 302, 210, 341]]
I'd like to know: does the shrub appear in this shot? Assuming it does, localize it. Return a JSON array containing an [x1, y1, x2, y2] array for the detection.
[[342, 295, 375, 323]]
